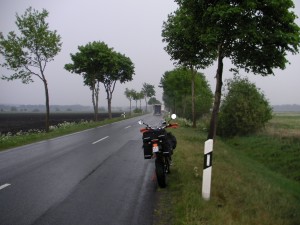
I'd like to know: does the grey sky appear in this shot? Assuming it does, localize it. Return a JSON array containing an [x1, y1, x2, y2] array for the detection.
[[0, 0, 300, 107]]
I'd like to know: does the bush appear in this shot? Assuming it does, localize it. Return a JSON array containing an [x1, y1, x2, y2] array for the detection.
[[217, 76, 272, 137], [133, 108, 142, 113]]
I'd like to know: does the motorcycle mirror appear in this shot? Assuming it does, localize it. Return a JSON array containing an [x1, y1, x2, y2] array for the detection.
[[138, 120, 143, 125], [171, 114, 177, 119]]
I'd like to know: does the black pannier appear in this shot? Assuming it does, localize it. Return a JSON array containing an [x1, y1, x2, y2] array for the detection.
[[167, 132, 177, 150], [143, 142, 152, 159], [162, 132, 177, 156], [142, 130, 153, 159]]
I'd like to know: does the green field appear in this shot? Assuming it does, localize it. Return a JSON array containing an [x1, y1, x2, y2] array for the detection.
[[154, 113, 300, 225]]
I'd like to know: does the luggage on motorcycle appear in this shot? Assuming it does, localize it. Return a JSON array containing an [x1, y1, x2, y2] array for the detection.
[[156, 129, 167, 141], [162, 132, 177, 156], [143, 142, 153, 159], [167, 132, 177, 149], [142, 130, 154, 143], [142, 131, 154, 159]]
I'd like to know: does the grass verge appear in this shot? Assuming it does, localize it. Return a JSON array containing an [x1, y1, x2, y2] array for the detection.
[[0, 114, 141, 151], [154, 123, 300, 225]]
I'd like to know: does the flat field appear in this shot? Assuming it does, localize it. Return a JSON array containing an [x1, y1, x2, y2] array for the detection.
[[0, 112, 121, 134]]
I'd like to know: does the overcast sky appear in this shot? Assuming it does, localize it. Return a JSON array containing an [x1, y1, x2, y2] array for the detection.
[[1, 0, 300, 107]]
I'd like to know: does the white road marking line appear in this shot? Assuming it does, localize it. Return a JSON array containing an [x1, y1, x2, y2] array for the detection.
[[92, 136, 109, 145], [0, 183, 11, 191], [124, 125, 131, 129]]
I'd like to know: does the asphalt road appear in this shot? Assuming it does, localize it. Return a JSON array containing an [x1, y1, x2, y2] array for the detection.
[[0, 114, 164, 225]]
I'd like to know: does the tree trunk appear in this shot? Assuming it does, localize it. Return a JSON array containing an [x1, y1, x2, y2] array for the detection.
[[191, 67, 196, 128], [92, 81, 99, 121], [43, 79, 50, 132], [207, 45, 224, 140], [183, 95, 187, 117], [95, 82, 99, 121], [145, 98, 148, 113], [107, 98, 112, 119], [129, 99, 132, 116], [92, 88, 96, 121], [173, 98, 176, 114]]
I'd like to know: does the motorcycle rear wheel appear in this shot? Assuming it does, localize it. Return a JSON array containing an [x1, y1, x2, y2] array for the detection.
[[155, 157, 166, 188]]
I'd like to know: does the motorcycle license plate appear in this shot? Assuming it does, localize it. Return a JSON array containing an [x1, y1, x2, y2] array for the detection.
[[153, 144, 159, 153]]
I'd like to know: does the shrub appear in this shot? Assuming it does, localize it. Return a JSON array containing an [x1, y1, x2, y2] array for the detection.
[[133, 108, 142, 113], [218, 76, 272, 137]]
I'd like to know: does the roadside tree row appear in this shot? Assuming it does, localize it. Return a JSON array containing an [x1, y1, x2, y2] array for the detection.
[[162, 0, 300, 139], [0, 7, 135, 132], [160, 67, 213, 123], [64, 41, 134, 120], [124, 83, 158, 115]]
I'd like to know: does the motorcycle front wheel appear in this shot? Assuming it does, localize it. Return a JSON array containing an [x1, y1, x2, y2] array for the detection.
[[155, 156, 166, 188]]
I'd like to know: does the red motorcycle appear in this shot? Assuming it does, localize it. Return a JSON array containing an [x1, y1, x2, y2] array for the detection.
[[139, 114, 178, 188]]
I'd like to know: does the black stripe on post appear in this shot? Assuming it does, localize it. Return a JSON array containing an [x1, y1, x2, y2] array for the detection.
[[203, 152, 213, 169]]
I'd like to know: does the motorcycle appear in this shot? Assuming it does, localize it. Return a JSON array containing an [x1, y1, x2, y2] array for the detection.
[[138, 114, 178, 188]]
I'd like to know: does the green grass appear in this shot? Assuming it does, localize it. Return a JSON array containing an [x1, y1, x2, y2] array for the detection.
[[224, 112, 300, 183], [154, 116, 300, 225], [225, 135, 300, 183], [266, 112, 300, 138]]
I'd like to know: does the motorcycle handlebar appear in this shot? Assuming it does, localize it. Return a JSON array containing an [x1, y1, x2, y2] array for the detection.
[[139, 123, 178, 133], [166, 123, 179, 128], [138, 114, 178, 133]]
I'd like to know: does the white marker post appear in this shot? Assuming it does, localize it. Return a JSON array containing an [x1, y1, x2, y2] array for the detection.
[[202, 139, 213, 200]]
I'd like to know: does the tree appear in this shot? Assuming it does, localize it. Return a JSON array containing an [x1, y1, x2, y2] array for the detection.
[[169, 0, 300, 139], [162, 7, 216, 127], [160, 67, 213, 120], [65, 41, 135, 119], [160, 69, 190, 114], [148, 97, 161, 105], [124, 88, 135, 115], [217, 76, 272, 137], [131, 90, 139, 110], [137, 91, 144, 110], [102, 51, 135, 118], [65, 41, 111, 121], [142, 83, 155, 113], [0, 7, 62, 132]]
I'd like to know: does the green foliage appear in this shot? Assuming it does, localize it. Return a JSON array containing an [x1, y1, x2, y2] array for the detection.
[[65, 41, 134, 89], [148, 97, 161, 105], [124, 88, 134, 101], [65, 41, 135, 118], [218, 76, 272, 137], [142, 83, 155, 112], [0, 7, 62, 83], [162, 6, 216, 69], [0, 7, 62, 132], [65, 41, 112, 87], [166, 0, 300, 139], [142, 83, 155, 99], [160, 67, 213, 120], [174, 0, 300, 75], [133, 108, 142, 113], [124, 88, 135, 113], [130, 89, 144, 109]]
